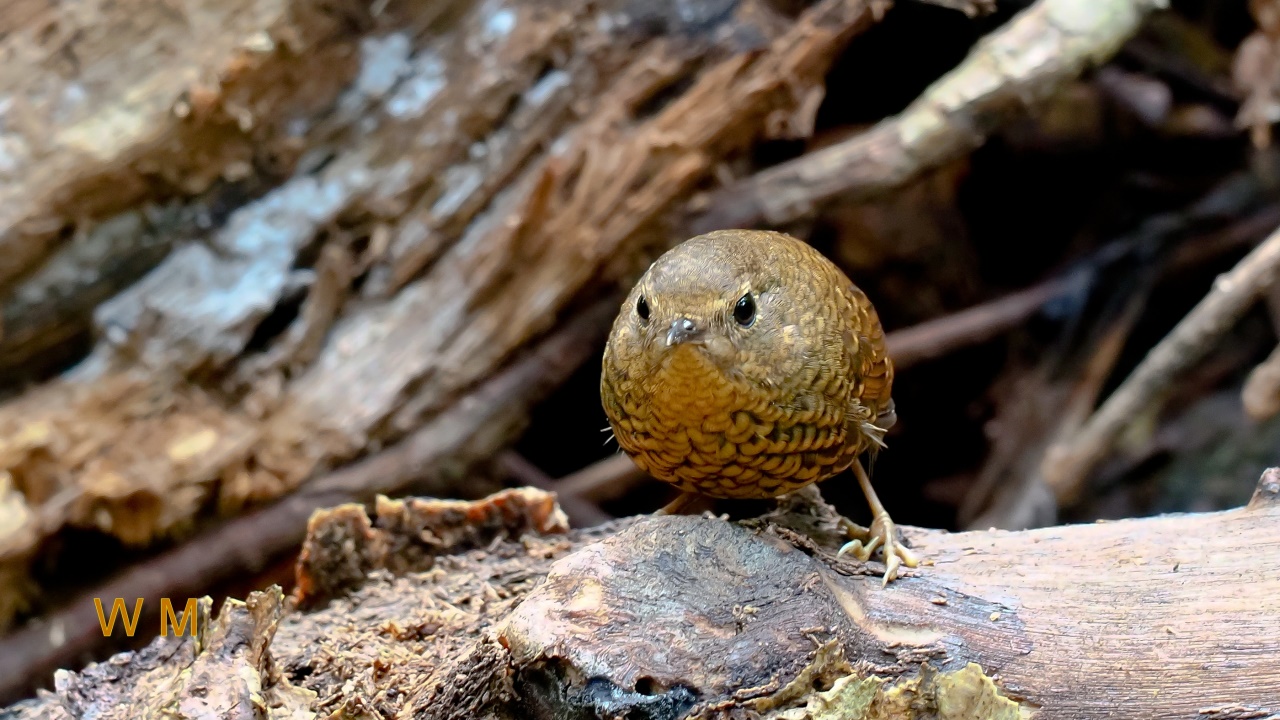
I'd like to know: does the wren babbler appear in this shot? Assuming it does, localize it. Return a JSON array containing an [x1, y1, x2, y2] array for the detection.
[[600, 229, 919, 584]]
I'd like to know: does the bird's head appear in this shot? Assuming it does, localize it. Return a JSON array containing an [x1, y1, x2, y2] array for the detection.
[[606, 230, 812, 383]]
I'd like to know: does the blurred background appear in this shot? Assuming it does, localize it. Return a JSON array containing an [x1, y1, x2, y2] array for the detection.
[[2, 0, 1280, 704]]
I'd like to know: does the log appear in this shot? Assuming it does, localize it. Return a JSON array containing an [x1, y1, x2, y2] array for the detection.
[[10, 469, 1278, 719], [496, 474, 1280, 719]]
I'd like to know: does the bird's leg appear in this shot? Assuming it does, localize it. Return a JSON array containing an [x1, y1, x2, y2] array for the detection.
[[837, 460, 920, 585], [655, 491, 714, 516]]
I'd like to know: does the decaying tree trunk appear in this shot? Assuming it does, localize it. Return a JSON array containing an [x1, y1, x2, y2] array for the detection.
[[7, 470, 1277, 719]]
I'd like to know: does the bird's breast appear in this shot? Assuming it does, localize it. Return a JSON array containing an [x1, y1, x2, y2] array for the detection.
[[606, 343, 857, 500], [651, 345, 738, 421]]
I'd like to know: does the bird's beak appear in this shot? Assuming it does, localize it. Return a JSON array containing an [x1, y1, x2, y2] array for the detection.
[[666, 317, 704, 347]]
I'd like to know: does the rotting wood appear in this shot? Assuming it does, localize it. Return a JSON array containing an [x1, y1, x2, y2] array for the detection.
[[292, 487, 570, 610], [0, 0, 477, 378], [0, 207, 178, 378], [400, 468, 1280, 719], [0, 299, 612, 705], [10, 469, 1279, 719], [0, 0, 888, 637], [0, 0, 372, 292], [1, 488, 620, 720], [497, 450, 615, 528]]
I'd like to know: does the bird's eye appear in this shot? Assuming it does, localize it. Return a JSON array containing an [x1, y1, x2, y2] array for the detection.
[[733, 293, 756, 327], [636, 295, 650, 321]]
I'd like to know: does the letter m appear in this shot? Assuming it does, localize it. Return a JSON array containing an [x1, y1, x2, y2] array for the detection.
[[94, 598, 143, 637], [160, 598, 200, 637]]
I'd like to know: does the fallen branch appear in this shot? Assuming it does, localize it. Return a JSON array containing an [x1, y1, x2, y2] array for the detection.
[[496, 451, 613, 528], [547, 453, 645, 505], [687, 0, 1167, 233], [492, 471, 1280, 720], [0, 299, 613, 705], [1244, 343, 1280, 421], [883, 277, 1071, 368], [15, 470, 1280, 719], [1042, 221, 1280, 503]]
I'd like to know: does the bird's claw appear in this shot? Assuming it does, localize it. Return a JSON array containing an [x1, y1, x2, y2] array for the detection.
[[838, 512, 919, 586]]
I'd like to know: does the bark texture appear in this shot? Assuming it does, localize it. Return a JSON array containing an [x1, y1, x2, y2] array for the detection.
[[8, 471, 1277, 720]]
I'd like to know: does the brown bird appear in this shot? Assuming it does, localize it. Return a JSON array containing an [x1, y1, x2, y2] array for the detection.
[[600, 229, 918, 584]]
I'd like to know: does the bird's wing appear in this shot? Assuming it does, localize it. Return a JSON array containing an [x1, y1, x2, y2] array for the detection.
[[843, 283, 896, 432]]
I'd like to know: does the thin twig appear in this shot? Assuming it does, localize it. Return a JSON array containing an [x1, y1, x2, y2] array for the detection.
[[838, 200, 1280, 374], [912, 0, 997, 17], [1249, 272, 1280, 421], [1042, 223, 1280, 503], [1167, 206, 1280, 271], [1243, 344, 1280, 421], [687, 0, 1165, 234], [962, 285, 1149, 531], [497, 451, 613, 528], [553, 454, 649, 504], [885, 279, 1073, 368]]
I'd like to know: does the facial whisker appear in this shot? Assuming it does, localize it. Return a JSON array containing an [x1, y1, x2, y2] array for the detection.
[[861, 421, 888, 449]]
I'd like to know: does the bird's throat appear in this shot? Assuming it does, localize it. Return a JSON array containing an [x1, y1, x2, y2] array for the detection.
[[653, 344, 733, 419]]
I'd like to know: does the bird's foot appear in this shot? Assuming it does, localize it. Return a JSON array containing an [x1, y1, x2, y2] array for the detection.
[[837, 512, 919, 586]]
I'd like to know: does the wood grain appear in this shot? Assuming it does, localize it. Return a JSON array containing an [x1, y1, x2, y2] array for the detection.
[[14, 472, 1278, 718], [497, 470, 1280, 718]]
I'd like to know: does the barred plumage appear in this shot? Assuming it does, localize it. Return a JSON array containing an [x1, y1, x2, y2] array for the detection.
[[600, 229, 918, 585]]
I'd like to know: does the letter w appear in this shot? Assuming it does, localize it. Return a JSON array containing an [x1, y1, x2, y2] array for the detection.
[[94, 598, 143, 637], [160, 598, 199, 637]]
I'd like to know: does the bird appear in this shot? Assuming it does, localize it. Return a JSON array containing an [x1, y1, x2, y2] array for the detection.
[[600, 228, 918, 584]]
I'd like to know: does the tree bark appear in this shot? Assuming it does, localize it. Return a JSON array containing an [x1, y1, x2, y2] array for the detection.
[[496, 471, 1280, 719], [9, 470, 1278, 719]]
